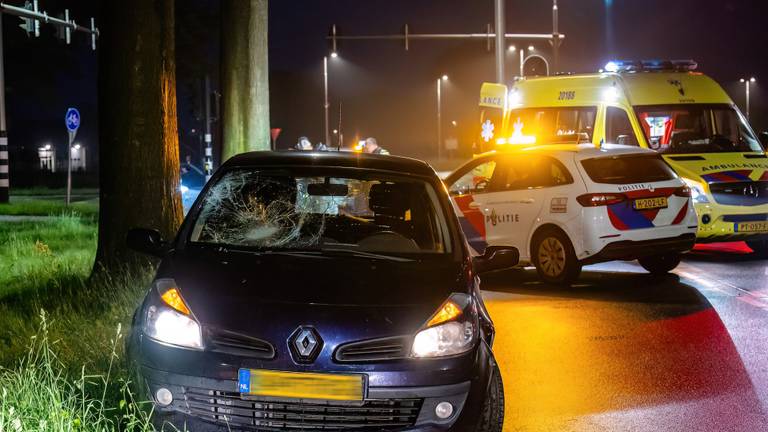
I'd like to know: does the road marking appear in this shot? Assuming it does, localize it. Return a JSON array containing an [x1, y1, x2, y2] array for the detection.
[[677, 263, 768, 311]]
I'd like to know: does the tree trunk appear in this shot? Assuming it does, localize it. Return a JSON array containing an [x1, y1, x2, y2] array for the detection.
[[221, 0, 271, 160], [94, 0, 183, 271]]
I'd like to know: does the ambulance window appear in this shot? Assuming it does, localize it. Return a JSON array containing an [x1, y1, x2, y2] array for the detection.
[[606, 107, 639, 146], [448, 160, 498, 196], [497, 157, 573, 191], [507, 107, 596, 144]]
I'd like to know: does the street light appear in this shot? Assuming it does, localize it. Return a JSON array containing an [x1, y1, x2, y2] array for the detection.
[[437, 75, 448, 160], [740, 77, 756, 119], [508, 45, 516, 52]]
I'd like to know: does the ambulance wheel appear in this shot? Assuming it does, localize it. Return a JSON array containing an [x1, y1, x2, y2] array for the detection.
[[532, 228, 581, 285], [746, 240, 768, 257], [638, 253, 681, 275]]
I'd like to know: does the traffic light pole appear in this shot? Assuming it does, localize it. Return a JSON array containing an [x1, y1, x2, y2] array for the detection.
[[0, 1, 99, 203], [0, 17, 9, 203]]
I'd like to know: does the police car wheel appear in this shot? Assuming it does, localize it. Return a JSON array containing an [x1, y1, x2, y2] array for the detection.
[[746, 240, 768, 256], [532, 228, 581, 285], [637, 253, 681, 275]]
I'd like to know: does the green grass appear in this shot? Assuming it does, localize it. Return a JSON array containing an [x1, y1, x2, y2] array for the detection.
[[10, 187, 100, 196], [0, 198, 99, 218], [0, 216, 98, 298], [0, 213, 160, 430]]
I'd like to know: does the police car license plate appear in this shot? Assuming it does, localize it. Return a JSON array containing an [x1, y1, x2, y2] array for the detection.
[[633, 197, 668, 210], [238, 369, 364, 401], [736, 221, 768, 233]]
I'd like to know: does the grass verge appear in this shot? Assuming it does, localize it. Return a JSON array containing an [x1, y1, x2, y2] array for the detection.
[[1, 214, 160, 429], [0, 198, 99, 219]]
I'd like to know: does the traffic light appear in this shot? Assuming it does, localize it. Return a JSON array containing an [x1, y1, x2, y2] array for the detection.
[[17, 1, 38, 37]]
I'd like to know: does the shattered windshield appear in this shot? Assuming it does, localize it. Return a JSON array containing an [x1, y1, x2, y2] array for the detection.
[[189, 169, 452, 255], [634, 104, 763, 154]]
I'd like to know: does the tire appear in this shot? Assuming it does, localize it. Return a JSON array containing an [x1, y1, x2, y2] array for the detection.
[[638, 253, 681, 274], [531, 227, 581, 285], [746, 240, 768, 256], [476, 365, 504, 432]]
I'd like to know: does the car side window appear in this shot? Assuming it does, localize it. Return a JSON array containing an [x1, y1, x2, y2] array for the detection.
[[606, 107, 639, 146], [448, 160, 498, 196], [496, 156, 573, 191]]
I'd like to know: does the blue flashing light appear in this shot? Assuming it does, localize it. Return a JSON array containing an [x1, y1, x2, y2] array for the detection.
[[602, 59, 697, 73]]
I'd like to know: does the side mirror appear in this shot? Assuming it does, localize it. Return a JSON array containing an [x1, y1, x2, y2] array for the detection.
[[759, 131, 768, 148], [126, 228, 168, 257], [472, 246, 519, 274]]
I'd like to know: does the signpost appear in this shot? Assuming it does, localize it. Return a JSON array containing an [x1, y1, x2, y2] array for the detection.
[[65, 107, 80, 205]]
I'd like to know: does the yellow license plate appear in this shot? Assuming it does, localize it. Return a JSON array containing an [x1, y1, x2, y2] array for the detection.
[[238, 369, 364, 401], [633, 197, 668, 210], [736, 221, 768, 233]]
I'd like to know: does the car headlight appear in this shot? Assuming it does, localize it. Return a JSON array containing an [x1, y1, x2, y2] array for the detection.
[[682, 178, 709, 203], [411, 294, 477, 358], [143, 279, 203, 350]]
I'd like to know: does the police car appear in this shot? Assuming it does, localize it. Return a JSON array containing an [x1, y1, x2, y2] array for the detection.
[[445, 144, 698, 284]]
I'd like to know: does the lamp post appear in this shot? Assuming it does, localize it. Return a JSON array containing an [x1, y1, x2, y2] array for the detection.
[[437, 75, 448, 160], [323, 55, 331, 147], [740, 77, 756, 120]]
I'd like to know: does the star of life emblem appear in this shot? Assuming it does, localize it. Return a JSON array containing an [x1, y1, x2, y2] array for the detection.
[[481, 119, 495, 142]]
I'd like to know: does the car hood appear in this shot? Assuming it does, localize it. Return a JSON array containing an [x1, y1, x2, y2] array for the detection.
[[663, 153, 768, 184], [157, 248, 466, 340]]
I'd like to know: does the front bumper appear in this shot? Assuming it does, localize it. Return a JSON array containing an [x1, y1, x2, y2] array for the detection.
[[143, 367, 475, 431], [693, 204, 768, 243], [582, 233, 696, 264], [130, 334, 496, 431]]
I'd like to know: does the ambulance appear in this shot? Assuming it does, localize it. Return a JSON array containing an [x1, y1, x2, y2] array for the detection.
[[477, 60, 768, 253]]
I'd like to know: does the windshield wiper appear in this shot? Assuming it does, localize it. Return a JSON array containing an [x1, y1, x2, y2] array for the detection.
[[316, 248, 415, 262]]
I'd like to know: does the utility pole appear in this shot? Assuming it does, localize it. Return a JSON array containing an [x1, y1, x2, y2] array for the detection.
[[494, 0, 505, 84], [552, 0, 560, 74], [0, 1, 99, 203], [204, 75, 214, 181]]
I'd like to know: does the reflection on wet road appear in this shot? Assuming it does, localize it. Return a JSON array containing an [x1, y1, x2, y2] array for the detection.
[[482, 243, 768, 431]]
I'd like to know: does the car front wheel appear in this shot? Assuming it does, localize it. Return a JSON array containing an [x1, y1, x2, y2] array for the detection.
[[532, 228, 581, 285], [475, 365, 504, 432], [638, 253, 682, 274]]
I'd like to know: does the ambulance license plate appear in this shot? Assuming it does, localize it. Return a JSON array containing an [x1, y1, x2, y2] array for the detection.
[[735, 221, 768, 233], [238, 369, 365, 401], [633, 197, 668, 210]]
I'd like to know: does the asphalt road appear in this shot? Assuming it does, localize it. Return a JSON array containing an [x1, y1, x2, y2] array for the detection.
[[481, 242, 768, 432]]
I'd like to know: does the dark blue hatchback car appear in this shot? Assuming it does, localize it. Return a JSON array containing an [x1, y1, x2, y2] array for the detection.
[[127, 152, 518, 431]]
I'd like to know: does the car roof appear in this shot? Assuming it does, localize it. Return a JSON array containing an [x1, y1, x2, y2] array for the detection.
[[477, 143, 657, 159], [512, 71, 732, 106], [221, 151, 437, 177]]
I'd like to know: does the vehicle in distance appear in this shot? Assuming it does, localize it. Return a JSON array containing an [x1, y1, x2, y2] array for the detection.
[[445, 144, 698, 284], [477, 59, 768, 253], [126, 151, 519, 431]]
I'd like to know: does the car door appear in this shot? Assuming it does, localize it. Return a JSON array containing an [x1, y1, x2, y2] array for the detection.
[[446, 157, 502, 254], [484, 155, 571, 255]]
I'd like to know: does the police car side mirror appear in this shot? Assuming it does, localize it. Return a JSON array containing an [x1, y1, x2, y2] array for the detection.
[[127, 228, 168, 257], [473, 246, 519, 274]]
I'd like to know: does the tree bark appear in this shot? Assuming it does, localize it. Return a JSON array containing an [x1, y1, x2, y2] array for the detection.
[[95, 0, 183, 271], [221, 0, 271, 160]]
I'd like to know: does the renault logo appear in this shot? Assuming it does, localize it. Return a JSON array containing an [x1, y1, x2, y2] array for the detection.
[[743, 183, 759, 198], [288, 327, 323, 363]]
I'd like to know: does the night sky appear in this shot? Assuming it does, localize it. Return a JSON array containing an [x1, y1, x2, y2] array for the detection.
[[2, 0, 766, 184]]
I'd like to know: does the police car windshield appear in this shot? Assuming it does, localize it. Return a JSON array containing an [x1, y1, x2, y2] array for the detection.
[[634, 104, 763, 154], [188, 169, 452, 255]]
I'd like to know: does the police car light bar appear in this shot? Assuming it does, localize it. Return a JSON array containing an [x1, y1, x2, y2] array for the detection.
[[603, 59, 698, 73]]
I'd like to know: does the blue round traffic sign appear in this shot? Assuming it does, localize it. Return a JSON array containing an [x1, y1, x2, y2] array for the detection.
[[65, 108, 81, 132]]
